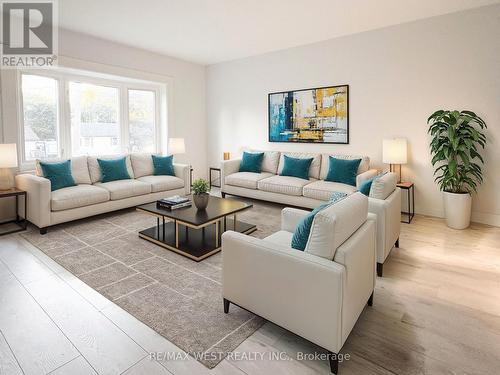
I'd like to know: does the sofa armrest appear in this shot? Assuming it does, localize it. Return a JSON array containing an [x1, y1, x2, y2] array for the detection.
[[368, 188, 401, 263], [220, 159, 241, 190], [173, 163, 191, 195], [222, 231, 344, 352], [15, 173, 51, 229], [356, 169, 378, 189], [281, 207, 310, 232]]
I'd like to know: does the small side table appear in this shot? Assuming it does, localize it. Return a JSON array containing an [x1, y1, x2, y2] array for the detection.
[[397, 182, 414, 224], [0, 188, 28, 236], [209, 167, 221, 188]]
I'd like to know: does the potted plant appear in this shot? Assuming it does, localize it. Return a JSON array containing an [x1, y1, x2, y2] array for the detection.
[[192, 178, 210, 210], [427, 110, 487, 229]]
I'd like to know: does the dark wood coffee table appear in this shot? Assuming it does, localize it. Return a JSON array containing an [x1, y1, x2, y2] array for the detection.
[[136, 196, 256, 261]]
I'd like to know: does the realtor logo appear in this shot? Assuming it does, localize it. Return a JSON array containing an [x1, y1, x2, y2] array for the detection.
[[1, 0, 58, 68]]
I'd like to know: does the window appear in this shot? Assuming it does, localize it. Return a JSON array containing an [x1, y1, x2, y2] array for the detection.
[[21, 75, 60, 161], [19, 70, 162, 165], [69, 82, 120, 156], [128, 89, 156, 153]]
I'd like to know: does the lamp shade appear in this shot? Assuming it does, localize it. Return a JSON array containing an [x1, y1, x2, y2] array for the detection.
[[383, 138, 407, 164], [168, 138, 186, 155], [0, 144, 18, 168]]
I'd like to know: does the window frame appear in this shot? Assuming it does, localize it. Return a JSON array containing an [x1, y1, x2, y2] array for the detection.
[[17, 69, 162, 168]]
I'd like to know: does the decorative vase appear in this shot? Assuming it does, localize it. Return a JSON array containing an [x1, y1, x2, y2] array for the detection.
[[443, 191, 472, 229], [193, 193, 209, 210]]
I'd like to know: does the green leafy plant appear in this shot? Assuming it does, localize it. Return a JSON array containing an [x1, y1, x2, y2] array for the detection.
[[427, 110, 487, 194], [192, 178, 210, 194]]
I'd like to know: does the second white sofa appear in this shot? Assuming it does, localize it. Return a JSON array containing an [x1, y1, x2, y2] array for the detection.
[[221, 150, 401, 276]]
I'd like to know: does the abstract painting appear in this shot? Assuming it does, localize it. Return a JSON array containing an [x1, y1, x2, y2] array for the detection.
[[268, 85, 349, 144]]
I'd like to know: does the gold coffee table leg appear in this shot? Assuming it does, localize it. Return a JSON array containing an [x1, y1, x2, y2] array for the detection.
[[215, 220, 219, 248], [175, 221, 179, 248]]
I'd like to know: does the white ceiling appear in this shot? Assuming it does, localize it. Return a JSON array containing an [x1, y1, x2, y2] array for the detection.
[[59, 0, 499, 65]]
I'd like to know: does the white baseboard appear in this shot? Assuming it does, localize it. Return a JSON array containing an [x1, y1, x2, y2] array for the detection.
[[471, 211, 500, 227]]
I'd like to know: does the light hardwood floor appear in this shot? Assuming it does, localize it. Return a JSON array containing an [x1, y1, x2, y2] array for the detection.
[[0, 214, 499, 375]]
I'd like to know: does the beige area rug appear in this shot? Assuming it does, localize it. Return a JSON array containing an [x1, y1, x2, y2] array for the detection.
[[21, 196, 284, 368]]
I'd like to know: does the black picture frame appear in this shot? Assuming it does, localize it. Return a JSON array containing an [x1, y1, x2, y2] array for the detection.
[[268, 84, 349, 144]]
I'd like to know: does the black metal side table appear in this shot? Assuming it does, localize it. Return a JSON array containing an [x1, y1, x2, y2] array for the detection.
[[209, 167, 221, 188], [0, 188, 28, 236], [397, 182, 414, 224]]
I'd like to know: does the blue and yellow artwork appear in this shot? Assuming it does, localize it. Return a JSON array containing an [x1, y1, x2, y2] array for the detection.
[[268, 85, 349, 144]]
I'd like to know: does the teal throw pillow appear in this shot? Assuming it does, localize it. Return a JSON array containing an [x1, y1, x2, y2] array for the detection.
[[325, 157, 362, 187], [239, 152, 264, 173], [152, 155, 175, 176], [291, 203, 330, 251], [291, 191, 348, 251], [40, 160, 76, 192], [280, 155, 313, 180], [98, 157, 131, 183]]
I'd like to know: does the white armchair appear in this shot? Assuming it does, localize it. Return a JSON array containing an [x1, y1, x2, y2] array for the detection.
[[222, 192, 376, 374]]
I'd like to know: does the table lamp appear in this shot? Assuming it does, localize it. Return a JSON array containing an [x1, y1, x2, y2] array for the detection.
[[223, 152, 230, 160], [168, 138, 186, 156], [0, 144, 18, 190], [383, 138, 407, 183]]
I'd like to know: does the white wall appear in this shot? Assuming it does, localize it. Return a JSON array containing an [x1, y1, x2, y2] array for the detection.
[[206, 5, 500, 226]]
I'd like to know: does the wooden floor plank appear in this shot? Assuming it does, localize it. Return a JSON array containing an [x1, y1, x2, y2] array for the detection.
[[0, 276, 79, 375], [24, 274, 146, 375], [0, 330, 23, 375], [49, 356, 98, 375]]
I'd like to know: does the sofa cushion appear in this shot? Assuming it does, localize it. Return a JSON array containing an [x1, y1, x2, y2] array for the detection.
[[39, 160, 77, 192], [36, 156, 91, 185], [95, 179, 151, 200], [325, 156, 362, 187], [280, 155, 314, 180], [369, 172, 397, 200], [130, 153, 155, 178], [302, 181, 356, 201], [305, 192, 367, 260], [88, 154, 134, 183], [320, 154, 370, 180], [152, 155, 175, 176], [225, 172, 273, 190], [51, 185, 110, 211], [248, 150, 280, 174], [277, 152, 321, 179], [98, 157, 131, 183], [257, 175, 312, 196], [239, 152, 264, 173], [137, 175, 184, 193], [263, 230, 294, 247]]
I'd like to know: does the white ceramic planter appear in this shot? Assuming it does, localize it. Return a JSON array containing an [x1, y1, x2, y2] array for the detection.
[[443, 191, 472, 229]]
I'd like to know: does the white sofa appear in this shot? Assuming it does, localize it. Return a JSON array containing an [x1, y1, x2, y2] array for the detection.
[[221, 151, 401, 276], [15, 154, 190, 234], [222, 192, 376, 374]]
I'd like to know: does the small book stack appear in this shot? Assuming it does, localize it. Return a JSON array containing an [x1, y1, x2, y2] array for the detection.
[[157, 195, 191, 210]]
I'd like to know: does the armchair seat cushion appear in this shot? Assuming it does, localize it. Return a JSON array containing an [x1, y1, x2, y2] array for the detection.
[[258, 175, 312, 196], [302, 181, 356, 201], [263, 230, 294, 247], [225, 172, 273, 190], [95, 180, 151, 200], [137, 175, 184, 193], [51, 185, 110, 211]]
